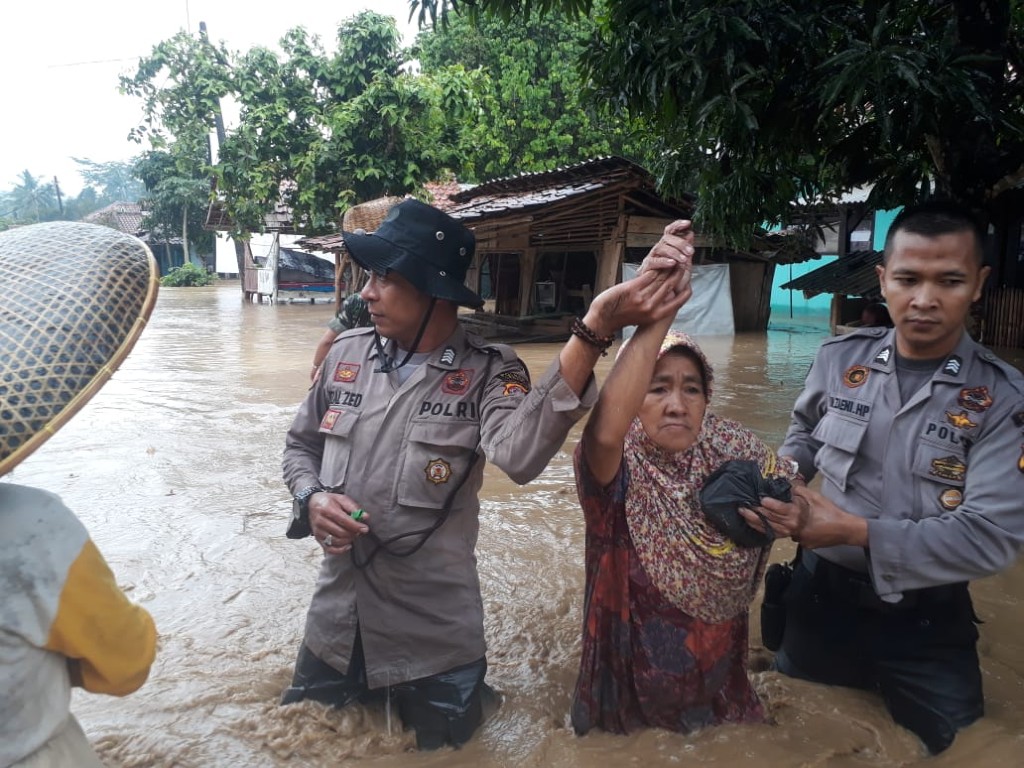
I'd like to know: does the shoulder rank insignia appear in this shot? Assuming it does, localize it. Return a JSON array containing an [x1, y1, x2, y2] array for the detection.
[[843, 365, 870, 388], [942, 356, 963, 376], [930, 455, 967, 483], [873, 346, 892, 365], [425, 458, 452, 485], [958, 386, 993, 413], [945, 410, 978, 430], [439, 346, 457, 366], [333, 362, 361, 384]]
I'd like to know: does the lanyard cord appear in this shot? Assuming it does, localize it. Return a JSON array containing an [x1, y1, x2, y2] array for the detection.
[[374, 298, 437, 373], [349, 449, 482, 570]]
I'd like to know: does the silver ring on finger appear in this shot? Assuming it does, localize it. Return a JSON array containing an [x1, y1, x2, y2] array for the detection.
[[323, 534, 333, 547]]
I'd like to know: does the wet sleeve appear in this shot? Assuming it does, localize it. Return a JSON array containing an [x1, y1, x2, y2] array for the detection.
[[779, 354, 828, 481], [282, 376, 330, 493], [481, 353, 598, 485], [573, 441, 628, 532], [44, 539, 156, 696], [867, 392, 1024, 595]]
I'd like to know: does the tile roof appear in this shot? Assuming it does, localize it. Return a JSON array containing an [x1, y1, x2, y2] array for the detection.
[[82, 201, 145, 234], [781, 250, 883, 298], [81, 201, 180, 244]]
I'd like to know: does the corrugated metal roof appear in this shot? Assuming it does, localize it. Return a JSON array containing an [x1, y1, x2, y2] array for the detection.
[[781, 250, 883, 298]]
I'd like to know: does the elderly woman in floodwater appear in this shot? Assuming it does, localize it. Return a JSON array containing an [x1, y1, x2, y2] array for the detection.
[[569, 220, 783, 735]]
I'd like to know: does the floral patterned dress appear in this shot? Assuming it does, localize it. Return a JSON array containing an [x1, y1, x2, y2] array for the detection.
[[571, 439, 767, 736]]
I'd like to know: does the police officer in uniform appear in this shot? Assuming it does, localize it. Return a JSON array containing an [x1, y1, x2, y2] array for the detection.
[[747, 200, 1024, 754], [281, 199, 693, 748]]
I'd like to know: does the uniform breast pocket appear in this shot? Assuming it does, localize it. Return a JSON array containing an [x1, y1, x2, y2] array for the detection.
[[811, 411, 868, 492], [398, 421, 481, 510], [318, 408, 359, 489]]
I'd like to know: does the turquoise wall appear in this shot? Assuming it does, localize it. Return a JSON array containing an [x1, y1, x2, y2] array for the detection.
[[770, 207, 902, 321]]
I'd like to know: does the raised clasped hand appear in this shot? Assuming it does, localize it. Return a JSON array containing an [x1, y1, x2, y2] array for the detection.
[[309, 490, 370, 554]]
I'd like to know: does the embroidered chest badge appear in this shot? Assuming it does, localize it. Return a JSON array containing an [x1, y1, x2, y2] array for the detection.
[[930, 455, 967, 483], [958, 386, 993, 413], [939, 488, 963, 510], [333, 362, 361, 384], [842, 365, 870, 388], [425, 458, 453, 485], [945, 410, 978, 430], [442, 369, 473, 395], [320, 409, 341, 430]]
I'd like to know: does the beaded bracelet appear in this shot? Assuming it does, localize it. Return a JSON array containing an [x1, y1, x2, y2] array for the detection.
[[571, 317, 615, 355]]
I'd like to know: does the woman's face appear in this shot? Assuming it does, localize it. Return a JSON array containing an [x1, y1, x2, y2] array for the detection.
[[637, 352, 708, 452]]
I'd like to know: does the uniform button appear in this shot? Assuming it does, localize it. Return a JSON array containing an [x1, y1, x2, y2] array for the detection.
[[882, 573, 895, 581]]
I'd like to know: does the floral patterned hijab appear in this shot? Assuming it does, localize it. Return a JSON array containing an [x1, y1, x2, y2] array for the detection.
[[623, 331, 774, 624]]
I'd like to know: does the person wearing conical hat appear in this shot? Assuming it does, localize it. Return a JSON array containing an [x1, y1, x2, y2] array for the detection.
[[281, 199, 693, 749], [0, 222, 159, 767]]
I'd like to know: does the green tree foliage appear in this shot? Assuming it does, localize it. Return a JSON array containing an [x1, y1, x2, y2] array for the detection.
[[160, 261, 215, 287], [410, 0, 1024, 239], [215, 12, 475, 232], [414, 8, 649, 180], [72, 158, 145, 203], [122, 12, 477, 240], [134, 149, 214, 266]]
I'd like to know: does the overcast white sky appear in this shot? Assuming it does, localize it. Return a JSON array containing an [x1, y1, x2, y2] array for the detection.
[[1, 0, 419, 196]]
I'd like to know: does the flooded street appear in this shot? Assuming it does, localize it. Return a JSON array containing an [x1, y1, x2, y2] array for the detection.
[[7, 283, 1024, 767]]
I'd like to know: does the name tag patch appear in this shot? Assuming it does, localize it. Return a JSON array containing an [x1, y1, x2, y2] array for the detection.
[[828, 394, 872, 419]]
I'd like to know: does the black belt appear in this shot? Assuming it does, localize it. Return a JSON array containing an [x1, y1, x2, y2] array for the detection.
[[801, 549, 969, 615]]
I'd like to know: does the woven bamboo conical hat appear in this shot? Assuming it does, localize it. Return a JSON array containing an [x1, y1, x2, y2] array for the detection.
[[0, 221, 159, 475]]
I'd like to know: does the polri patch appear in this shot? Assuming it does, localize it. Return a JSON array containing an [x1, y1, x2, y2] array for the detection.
[[425, 458, 452, 485], [939, 488, 963, 510], [842, 365, 870, 388], [958, 386, 992, 413], [503, 382, 529, 397], [333, 362, 361, 384], [442, 369, 474, 395], [945, 410, 978, 430], [930, 455, 967, 483]]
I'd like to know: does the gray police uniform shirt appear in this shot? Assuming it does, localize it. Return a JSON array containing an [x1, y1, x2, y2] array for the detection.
[[283, 324, 597, 688], [781, 327, 1024, 599]]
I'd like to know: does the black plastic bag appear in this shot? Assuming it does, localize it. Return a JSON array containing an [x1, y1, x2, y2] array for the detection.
[[699, 459, 792, 548]]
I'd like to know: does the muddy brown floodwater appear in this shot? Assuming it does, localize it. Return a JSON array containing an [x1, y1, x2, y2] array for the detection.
[[7, 283, 1024, 767]]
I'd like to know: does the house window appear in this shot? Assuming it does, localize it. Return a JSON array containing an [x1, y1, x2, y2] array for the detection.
[[849, 217, 873, 252]]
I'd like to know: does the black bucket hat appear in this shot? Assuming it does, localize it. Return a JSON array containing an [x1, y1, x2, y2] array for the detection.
[[342, 198, 483, 309]]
